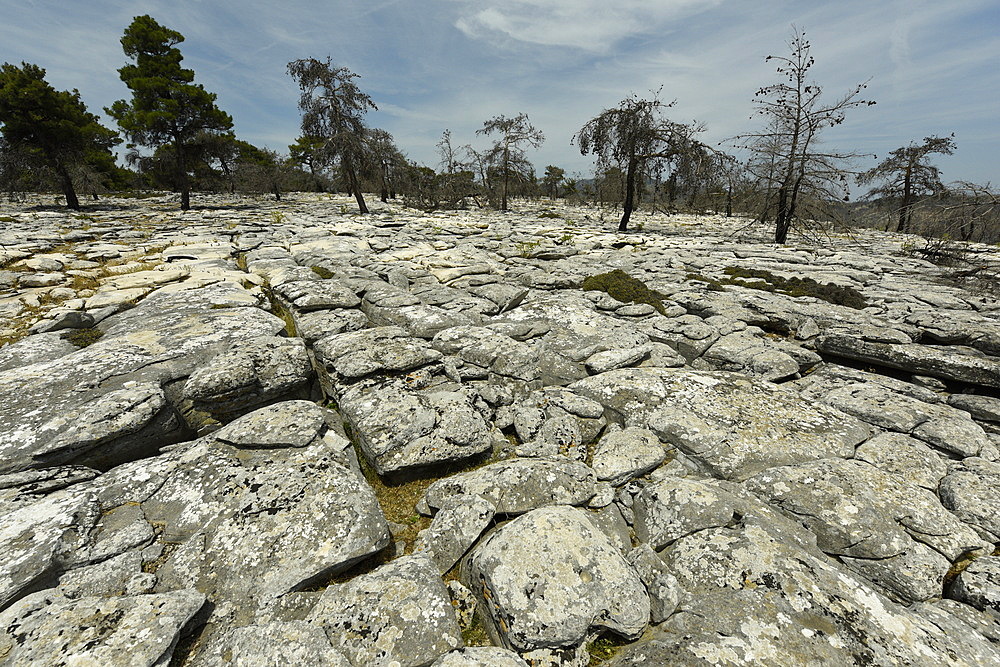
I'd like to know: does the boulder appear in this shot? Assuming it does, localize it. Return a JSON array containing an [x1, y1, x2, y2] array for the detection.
[[464, 505, 649, 654], [571, 368, 869, 481], [310, 554, 463, 666]]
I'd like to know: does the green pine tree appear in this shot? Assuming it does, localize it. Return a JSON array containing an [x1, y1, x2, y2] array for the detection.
[[107, 15, 232, 210], [0, 62, 119, 209]]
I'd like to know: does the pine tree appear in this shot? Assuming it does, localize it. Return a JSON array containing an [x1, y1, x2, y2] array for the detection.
[[0, 62, 119, 209], [107, 15, 232, 210]]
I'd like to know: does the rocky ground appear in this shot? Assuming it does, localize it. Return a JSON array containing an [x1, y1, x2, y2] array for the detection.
[[2, 191, 1000, 666]]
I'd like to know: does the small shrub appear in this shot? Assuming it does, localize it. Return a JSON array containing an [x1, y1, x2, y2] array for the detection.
[[539, 211, 562, 219], [61, 327, 104, 348], [581, 269, 666, 314]]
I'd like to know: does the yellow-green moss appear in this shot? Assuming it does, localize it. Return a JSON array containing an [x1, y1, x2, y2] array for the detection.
[[581, 269, 666, 314]]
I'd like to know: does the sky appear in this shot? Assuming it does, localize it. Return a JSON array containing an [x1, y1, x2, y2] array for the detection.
[[3, 0, 999, 187]]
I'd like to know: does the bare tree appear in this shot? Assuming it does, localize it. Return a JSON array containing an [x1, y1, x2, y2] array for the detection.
[[476, 113, 544, 211], [735, 27, 875, 243], [575, 92, 703, 231], [365, 129, 405, 202], [858, 135, 955, 233], [287, 57, 375, 213]]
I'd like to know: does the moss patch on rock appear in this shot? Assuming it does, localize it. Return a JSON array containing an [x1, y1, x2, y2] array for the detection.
[[581, 269, 666, 314], [719, 267, 868, 310], [61, 327, 104, 348]]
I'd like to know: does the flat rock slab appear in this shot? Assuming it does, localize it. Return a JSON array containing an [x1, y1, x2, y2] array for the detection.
[[465, 505, 648, 655], [199, 621, 351, 667], [746, 458, 988, 601], [939, 457, 1000, 540], [818, 335, 1000, 388], [310, 554, 462, 667], [0, 282, 283, 474], [570, 368, 869, 480], [630, 520, 1000, 665], [182, 335, 313, 418], [339, 378, 492, 475], [424, 457, 596, 515], [314, 326, 443, 385], [0, 589, 206, 667]]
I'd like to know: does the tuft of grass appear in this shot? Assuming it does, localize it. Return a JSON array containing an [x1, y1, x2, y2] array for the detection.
[[311, 265, 335, 279], [581, 269, 666, 314], [61, 327, 104, 348]]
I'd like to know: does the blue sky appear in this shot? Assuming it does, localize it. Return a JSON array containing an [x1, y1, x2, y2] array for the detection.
[[3, 0, 998, 187]]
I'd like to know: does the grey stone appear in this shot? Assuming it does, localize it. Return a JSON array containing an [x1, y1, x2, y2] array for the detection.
[[28, 309, 95, 334], [199, 621, 351, 667], [633, 477, 744, 551], [275, 279, 361, 310], [817, 335, 1000, 388], [854, 432, 948, 490], [951, 555, 1000, 615], [0, 488, 99, 610], [432, 646, 530, 666], [424, 457, 596, 515], [314, 326, 442, 384], [22, 382, 185, 472], [590, 425, 667, 486], [339, 379, 492, 475], [625, 544, 682, 623], [571, 368, 869, 481], [746, 458, 988, 601], [939, 457, 1000, 540], [613, 518, 1000, 665], [310, 554, 463, 667], [415, 495, 496, 573], [0, 589, 206, 667], [0, 331, 76, 373], [182, 336, 313, 419], [464, 505, 649, 652], [295, 308, 369, 343], [949, 393, 1000, 423], [211, 399, 328, 449]]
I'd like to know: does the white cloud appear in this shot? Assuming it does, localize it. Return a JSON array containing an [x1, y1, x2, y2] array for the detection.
[[452, 0, 724, 51]]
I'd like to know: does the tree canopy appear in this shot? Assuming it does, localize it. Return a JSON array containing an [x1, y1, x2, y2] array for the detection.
[[858, 135, 956, 233], [476, 113, 544, 211], [0, 62, 119, 209], [576, 92, 702, 231], [735, 28, 875, 243], [287, 57, 375, 213], [107, 15, 232, 210]]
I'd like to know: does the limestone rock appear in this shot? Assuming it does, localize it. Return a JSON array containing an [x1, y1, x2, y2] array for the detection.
[[424, 457, 596, 515], [310, 554, 463, 666], [464, 505, 649, 653], [0, 589, 206, 666], [571, 368, 869, 481]]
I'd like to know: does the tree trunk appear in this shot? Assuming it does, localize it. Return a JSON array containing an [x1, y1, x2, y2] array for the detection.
[[725, 185, 733, 217], [56, 166, 80, 210], [774, 185, 791, 244], [181, 188, 190, 211], [343, 155, 368, 213], [619, 156, 638, 232], [897, 164, 913, 233], [501, 146, 509, 211]]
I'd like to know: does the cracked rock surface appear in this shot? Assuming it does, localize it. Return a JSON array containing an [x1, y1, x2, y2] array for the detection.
[[2, 193, 1000, 665]]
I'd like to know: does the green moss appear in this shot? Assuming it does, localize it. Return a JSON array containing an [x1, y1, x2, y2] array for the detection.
[[461, 612, 492, 647], [587, 633, 632, 665], [538, 211, 562, 219], [581, 269, 666, 314], [720, 267, 867, 309], [310, 265, 335, 279], [61, 327, 104, 348]]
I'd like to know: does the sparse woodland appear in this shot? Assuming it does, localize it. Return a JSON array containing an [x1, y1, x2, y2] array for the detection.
[[0, 17, 997, 245]]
